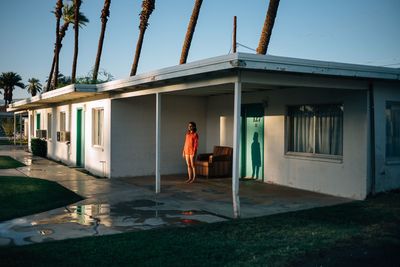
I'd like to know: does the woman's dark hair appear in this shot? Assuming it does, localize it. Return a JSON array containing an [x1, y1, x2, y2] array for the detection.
[[189, 121, 197, 133]]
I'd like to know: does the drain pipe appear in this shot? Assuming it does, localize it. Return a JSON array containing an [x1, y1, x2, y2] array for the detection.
[[368, 81, 376, 195]]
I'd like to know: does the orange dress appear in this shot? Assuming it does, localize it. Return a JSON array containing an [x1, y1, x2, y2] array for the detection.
[[183, 132, 199, 156]]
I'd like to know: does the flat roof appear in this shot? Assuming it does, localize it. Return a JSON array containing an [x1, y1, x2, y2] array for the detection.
[[8, 53, 400, 112]]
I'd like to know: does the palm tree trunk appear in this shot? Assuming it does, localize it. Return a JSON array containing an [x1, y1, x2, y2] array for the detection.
[[179, 0, 203, 64], [47, 22, 69, 91], [130, 30, 146, 77], [71, 0, 82, 83], [52, 0, 63, 90], [130, 0, 155, 76], [256, 0, 280, 55], [46, 48, 56, 91], [93, 0, 111, 82]]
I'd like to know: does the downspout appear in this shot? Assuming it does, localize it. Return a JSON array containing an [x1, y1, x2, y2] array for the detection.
[[368, 81, 376, 195]]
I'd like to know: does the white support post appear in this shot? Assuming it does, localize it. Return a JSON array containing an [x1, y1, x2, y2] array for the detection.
[[19, 114, 22, 146], [155, 93, 161, 194], [232, 75, 242, 218], [13, 113, 16, 145]]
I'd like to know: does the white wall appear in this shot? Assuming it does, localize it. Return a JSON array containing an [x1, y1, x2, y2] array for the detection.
[[32, 99, 111, 177], [75, 99, 111, 177], [206, 88, 369, 199], [206, 94, 234, 151], [373, 81, 400, 193], [110, 94, 207, 177]]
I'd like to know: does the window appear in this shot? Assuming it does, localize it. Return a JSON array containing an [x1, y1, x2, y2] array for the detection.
[[92, 108, 104, 146], [386, 102, 400, 161], [60, 112, 66, 131], [287, 104, 343, 156], [47, 113, 52, 139]]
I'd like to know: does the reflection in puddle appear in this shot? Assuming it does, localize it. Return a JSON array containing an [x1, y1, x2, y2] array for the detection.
[[0, 199, 227, 246], [39, 229, 53, 236]]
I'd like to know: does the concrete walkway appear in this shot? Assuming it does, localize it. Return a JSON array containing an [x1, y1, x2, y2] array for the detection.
[[0, 147, 351, 246]]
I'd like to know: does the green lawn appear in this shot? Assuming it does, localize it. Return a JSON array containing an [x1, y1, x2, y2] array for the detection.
[[0, 190, 399, 267], [0, 155, 25, 169], [0, 139, 28, 145], [0, 176, 83, 222]]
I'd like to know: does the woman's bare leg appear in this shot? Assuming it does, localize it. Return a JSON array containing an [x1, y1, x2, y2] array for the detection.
[[188, 155, 196, 183], [185, 155, 192, 182]]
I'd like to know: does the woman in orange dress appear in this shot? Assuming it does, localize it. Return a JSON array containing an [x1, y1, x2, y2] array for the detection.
[[182, 121, 199, 183]]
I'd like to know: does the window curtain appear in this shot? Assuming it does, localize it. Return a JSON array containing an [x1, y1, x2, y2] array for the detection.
[[315, 105, 343, 155], [290, 106, 314, 153], [386, 104, 400, 159]]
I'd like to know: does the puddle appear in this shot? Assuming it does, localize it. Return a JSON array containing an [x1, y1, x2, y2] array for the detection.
[[0, 199, 227, 246], [38, 229, 53, 236]]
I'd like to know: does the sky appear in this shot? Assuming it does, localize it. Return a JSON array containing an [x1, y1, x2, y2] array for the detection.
[[0, 0, 399, 99]]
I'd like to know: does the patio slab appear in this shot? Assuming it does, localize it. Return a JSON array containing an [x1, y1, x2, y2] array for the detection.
[[0, 147, 351, 246]]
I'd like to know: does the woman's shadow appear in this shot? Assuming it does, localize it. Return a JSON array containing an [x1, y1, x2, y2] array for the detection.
[[251, 132, 261, 179]]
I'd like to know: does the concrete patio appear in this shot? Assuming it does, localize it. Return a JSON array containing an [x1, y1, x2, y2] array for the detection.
[[0, 146, 351, 246]]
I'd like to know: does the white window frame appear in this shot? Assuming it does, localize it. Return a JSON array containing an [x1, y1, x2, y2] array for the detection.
[[47, 113, 52, 140], [385, 101, 400, 164], [92, 108, 104, 147], [285, 103, 343, 161]]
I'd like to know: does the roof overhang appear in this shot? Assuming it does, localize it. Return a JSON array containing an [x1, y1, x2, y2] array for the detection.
[[8, 53, 400, 112], [7, 84, 98, 112]]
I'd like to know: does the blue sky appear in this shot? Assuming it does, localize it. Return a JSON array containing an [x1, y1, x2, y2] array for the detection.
[[0, 0, 399, 99]]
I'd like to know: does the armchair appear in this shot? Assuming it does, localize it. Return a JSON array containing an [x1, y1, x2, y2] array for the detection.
[[195, 146, 233, 178]]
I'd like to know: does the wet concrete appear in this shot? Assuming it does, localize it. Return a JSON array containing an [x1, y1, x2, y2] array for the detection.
[[0, 147, 351, 246]]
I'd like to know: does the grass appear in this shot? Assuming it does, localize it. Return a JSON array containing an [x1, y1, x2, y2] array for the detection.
[[0, 155, 26, 169], [0, 176, 83, 222], [0, 190, 399, 267], [0, 139, 28, 145]]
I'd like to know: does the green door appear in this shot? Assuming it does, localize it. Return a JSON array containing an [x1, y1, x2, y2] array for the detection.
[[36, 113, 41, 130], [76, 109, 84, 167], [240, 104, 264, 180]]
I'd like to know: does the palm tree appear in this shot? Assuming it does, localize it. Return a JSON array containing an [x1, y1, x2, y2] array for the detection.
[[71, 0, 82, 83], [46, 0, 63, 92], [0, 72, 25, 107], [26, 78, 43, 97], [47, 3, 89, 91], [130, 0, 155, 76], [93, 0, 111, 82], [256, 0, 280, 55], [179, 0, 203, 64]]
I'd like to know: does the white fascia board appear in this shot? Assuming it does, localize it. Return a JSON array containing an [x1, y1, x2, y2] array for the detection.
[[96, 53, 239, 92], [237, 53, 400, 80], [8, 84, 97, 111]]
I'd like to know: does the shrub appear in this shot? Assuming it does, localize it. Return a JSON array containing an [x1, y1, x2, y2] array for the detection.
[[31, 138, 47, 157]]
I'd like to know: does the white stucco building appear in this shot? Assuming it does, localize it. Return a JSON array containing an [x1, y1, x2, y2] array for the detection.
[[8, 53, 400, 208]]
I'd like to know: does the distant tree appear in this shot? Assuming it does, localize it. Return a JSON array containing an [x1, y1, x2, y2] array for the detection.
[[93, 0, 111, 82], [79, 68, 114, 84], [179, 0, 203, 64], [130, 0, 155, 76], [26, 78, 42, 97], [71, 0, 82, 83], [47, 2, 89, 91], [56, 73, 72, 88], [256, 0, 280, 55], [0, 72, 25, 107]]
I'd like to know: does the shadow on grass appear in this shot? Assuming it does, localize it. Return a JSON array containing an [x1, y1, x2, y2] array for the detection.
[[0, 176, 83, 222], [0, 156, 25, 169]]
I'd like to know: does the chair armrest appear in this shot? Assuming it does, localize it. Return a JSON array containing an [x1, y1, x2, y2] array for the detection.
[[197, 153, 213, 161]]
